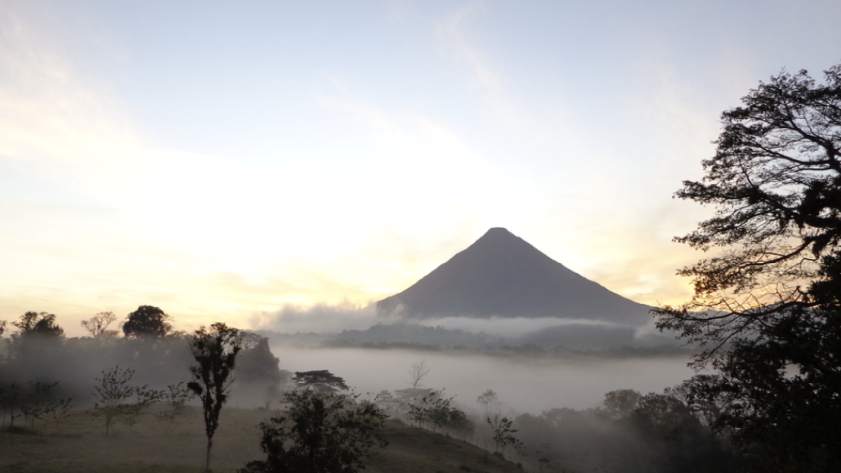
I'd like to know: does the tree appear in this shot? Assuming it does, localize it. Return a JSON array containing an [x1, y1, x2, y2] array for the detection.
[[655, 64, 841, 471], [122, 305, 171, 338], [292, 370, 348, 394], [12, 311, 64, 338], [81, 311, 119, 338], [157, 381, 191, 423], [477, 389, 499, 414], [599, 389, 642, 421], [92, 366, 161, 435], [0, 320, 6, 337], [656, 65, 841, 352], [188, 322, 243, 472], [409, 360, 430, 388], [240, 389, 387, 473], [487, 414, 522, 455], [18, 381, 72, 429], [235, 335, 284, 408]]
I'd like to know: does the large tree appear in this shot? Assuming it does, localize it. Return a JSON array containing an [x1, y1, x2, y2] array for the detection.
[[12, 312, 64, 338], [122, 305, 171, 338], [656, 65, 841, 471]]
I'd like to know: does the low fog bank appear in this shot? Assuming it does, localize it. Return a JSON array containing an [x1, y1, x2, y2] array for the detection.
[[258, 303, 686, 354], [268, 344, 693, 413]]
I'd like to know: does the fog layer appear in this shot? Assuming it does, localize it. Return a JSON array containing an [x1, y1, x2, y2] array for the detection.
[[269, 344, 693, 412]]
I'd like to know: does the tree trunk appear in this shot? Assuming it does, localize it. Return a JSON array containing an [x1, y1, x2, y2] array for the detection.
[[205, 436, 213, 472]]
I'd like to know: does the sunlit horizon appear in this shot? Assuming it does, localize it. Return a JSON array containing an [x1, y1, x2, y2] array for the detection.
[[2, 0, 840, 334]]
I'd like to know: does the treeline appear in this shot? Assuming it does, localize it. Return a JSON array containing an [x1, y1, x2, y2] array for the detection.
[[0, 307, 391, 473], [513, 388, 740, 473], [366, 364, 739, 473], [0, 306, 286, 422]]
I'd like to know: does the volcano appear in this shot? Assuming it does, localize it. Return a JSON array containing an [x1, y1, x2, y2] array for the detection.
[[376, 228, 651, 325]]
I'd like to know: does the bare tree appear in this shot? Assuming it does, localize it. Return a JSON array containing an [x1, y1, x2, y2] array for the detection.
[[157, 382, 191, 423], [409, 360, 430, 389], [187, 322, 242, 473], [92, 366, 160, 435], [81, 311, 119, 338]]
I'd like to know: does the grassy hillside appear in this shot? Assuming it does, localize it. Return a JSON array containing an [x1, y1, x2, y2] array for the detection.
[[0, 407, 524, 473]]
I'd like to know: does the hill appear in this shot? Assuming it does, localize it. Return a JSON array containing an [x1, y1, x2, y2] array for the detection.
[[377, 227, 650, 325], [0, 408, 523, 473]]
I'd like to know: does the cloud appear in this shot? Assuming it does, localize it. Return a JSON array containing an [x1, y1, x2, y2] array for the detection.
[[256, 302, 382, 334]]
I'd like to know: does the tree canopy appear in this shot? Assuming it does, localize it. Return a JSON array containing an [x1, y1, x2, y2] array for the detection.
[[122, 305, 172, 338], [13, 312, 64, 338], [656, 64, 841, 472], [241, 389, 387, 473]]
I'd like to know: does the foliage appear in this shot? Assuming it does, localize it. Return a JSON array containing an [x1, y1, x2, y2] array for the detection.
[[372, 390, 402, 418], [240, 389, 387, 473], [292, 370, 348, 394], [655, 65, 841, 350], [598, 389, 642, 420], [123, 305, 171, 338], [655, 64, 841, 472], [188, 322, 243, 472], [404, 389, 473, 436], [12, 311, 64, 338], [486, 415, 522, 455], [236, 335, 284, 407], [0, 381, 72, 429], [92, 366, 161, 434]]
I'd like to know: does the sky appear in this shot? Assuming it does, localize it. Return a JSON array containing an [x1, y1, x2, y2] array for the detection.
[[2, 0, 840, 334]]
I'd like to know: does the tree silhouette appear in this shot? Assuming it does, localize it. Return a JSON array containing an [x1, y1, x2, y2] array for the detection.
[[656, 64, 841, 471], [81, 311, 119, 338], [12, 311, 64, 338], [188, 322, 242, 472], [292, 370, 348, 394], [122, 305, 171, 338], [487, 414, 522, 456], [477, 389, 499, 414], [235, 335, 284, 408], [600, 389, 642, 421], [92, 366, 161, 435], [409, 360, 430, 388], [240, 389, 387, 473], [157, 381, 191, 423], [18, 381, 72, 429]]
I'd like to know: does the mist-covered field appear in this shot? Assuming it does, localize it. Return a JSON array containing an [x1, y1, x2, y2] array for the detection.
[[271, 345, 693, 412], [0, 407, 522, 473]]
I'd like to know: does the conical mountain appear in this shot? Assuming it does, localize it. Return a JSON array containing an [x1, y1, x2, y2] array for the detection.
[[377, 228, 650, 325]]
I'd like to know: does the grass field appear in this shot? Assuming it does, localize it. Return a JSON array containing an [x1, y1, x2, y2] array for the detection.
[[0, 407, 524, 473]]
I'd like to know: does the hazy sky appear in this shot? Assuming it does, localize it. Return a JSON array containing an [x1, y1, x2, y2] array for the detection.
[[2, 0, 840, 333]]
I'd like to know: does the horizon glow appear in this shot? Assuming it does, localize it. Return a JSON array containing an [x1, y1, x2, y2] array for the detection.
[[2, 0, 840, 335]]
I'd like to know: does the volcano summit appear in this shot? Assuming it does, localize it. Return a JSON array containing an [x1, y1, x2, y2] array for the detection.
[[377, 228, 651, 326]]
